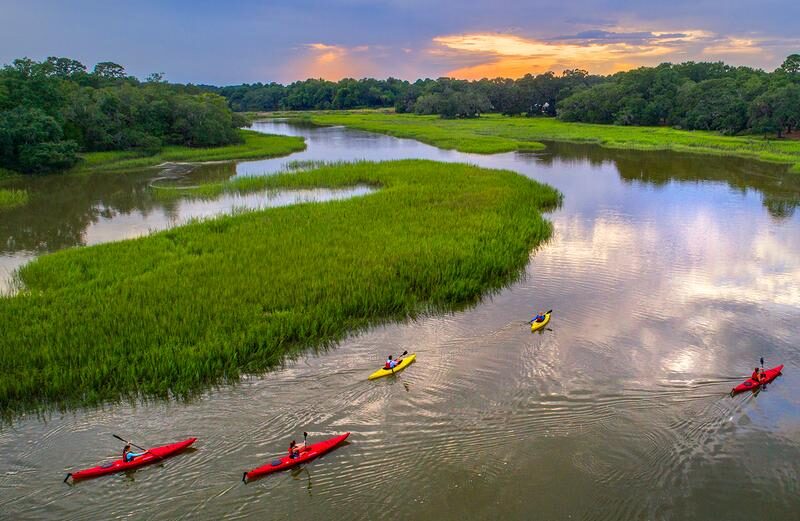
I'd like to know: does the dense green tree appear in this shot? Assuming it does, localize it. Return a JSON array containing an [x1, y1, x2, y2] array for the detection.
[[777, 54, 800, 76], [0, 58, 64, 116], [0, 57, 247, 174], [749, 84, 800, 137], [558, 82, 625, 123], [677, 79, 748, 134], [146, 72, 166, 83], [0, 107, 78, 172], [171, 93, 243, 146], [45, 57, 88, 78], [93, 61, 126, 79]]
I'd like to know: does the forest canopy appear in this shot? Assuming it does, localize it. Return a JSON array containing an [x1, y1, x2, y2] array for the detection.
[[0, 57, 248, 174], [209, 71, 602, 119]]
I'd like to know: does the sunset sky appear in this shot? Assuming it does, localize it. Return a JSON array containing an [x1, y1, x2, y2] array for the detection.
[[1, 0, 798, 84]]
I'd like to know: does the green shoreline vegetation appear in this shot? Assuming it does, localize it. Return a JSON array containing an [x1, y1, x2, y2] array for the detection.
[[0, 160, 560, 416], [294, 112, 800, 173], [73, 129, 305, 173], [0, 188, 29, 210], [0, 56, 266, 175]]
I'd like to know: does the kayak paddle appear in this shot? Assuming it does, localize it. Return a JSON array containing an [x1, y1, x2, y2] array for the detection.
[[529, 309, 553, 323]]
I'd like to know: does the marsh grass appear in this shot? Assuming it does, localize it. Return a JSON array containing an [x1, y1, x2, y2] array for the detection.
[[0, 189, 29, 210], [0, 160, 560, 416], [151, 160, 350, 201], [0, 168, 18, 180], [303, 112, 800, 171], [284, 159, 331, 170], [72, 130, 306, 173]]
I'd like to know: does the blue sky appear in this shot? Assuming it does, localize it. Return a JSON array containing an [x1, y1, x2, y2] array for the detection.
[[1, 0, 798, 84]]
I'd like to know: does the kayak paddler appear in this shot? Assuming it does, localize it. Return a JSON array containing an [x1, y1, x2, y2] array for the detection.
[[122, 443, 144, 463], [752, 367, 768, 384], [530, 312, 546, 323], [288, 439, 306, 459], [385, 355, 401, 369]]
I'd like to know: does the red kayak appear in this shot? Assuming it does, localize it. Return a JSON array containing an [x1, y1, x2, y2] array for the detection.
[[65, 437, 197, 482], [243, 432, 349, 482], [731, 365, 784, 395]]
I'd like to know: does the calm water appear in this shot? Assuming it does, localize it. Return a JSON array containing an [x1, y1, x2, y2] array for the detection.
[[0, 120, 798, 520]]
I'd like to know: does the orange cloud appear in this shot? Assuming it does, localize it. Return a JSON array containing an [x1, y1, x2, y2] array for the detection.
[[280, 43, 375, 81], [702, 37, 763, 55], [432, 32, 679, 78]]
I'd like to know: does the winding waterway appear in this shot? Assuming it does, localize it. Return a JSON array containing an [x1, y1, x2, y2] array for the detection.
[[1, 120, 798, 520]]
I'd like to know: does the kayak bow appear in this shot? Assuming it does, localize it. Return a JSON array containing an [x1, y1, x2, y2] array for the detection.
[[731, 365, 784, 395], [243, 432, 349, 482], [64, 437, 196, 482]]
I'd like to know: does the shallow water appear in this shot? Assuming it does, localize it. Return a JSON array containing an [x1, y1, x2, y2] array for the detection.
[[0, 159, 370, 294], [0, 120, 798, 520]]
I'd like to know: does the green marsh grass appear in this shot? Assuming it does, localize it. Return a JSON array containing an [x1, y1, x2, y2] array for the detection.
[[0, 168, 18, 180], [0, 160, 560, 416], [304, 112, 800, 171], [72, 130, 306, 173], [150, 160, 349, 201], [0, 189, 29, 210]]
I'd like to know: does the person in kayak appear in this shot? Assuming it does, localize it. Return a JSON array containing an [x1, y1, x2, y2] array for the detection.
[[288, 439, 306, 459], [385, 355, 402, 369], [750, 367, 769, 385], [122, 444, 144, 463], [530, 312, 546, 323]]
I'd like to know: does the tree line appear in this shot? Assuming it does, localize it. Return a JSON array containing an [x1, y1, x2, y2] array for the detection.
[[0, 57, 247, 174], [558, 55, 800, 136], [212, 54, 800, 137], [208, 71, 602, 118]]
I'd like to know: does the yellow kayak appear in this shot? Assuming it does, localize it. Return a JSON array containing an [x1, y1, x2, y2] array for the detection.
[[368, 354, 416, 380], [530, 311, 551, 332]]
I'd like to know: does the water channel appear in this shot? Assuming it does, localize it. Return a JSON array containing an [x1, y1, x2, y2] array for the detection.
[[0, 120, 798, 520]]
